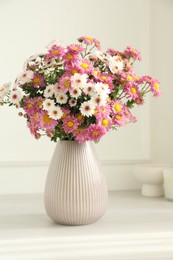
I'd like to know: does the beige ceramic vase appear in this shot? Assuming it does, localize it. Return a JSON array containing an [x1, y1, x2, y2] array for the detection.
[[44, 141, 108, 226]]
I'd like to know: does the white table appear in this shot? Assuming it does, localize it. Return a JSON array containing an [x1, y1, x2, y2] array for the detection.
[[0, 191, 173, 260]]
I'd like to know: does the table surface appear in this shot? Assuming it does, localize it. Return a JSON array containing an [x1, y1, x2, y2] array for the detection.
[[0, 191, 173, 260]]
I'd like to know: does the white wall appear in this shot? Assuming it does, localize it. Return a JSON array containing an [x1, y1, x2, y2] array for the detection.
[[150, 0, 173, 164], [0, 0, 152, 193]]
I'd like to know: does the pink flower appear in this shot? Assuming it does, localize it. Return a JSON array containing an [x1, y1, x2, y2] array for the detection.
[[88, 124, 106, 141], [112, 113, 126, 127], [124, 106, 137, 123], [123, 46, 142, 61], [124, 83, 140, 100], [59, 75, 72, 93], [76, 59, 93, 74], [32, 73, 45, 88], [66, 44, 84, 54], [74, 128, 88, 143], [46, 45, 65, 60], [39, 110, 57, 130], [111, 100, 124, 114], [24, 97, 43, 116], [150, 80, 162, 97], [62, 115, 79, 134], [77, 36, 101, 49], [98, 116, 112, 131]]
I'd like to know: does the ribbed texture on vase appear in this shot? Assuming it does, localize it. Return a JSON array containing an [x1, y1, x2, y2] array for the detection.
[[44, 141, 108, 226]]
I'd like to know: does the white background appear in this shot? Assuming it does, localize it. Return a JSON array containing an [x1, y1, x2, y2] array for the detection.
[[0, 0, 172, 193]]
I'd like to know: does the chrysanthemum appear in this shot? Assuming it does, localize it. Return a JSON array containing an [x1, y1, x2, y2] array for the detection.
[[80, 101, 95, 117], [69, 87, 81, 98], [46, 45, 65, 60], [98, 117, 112, 131], [76, 114, 84, 124], [9, 89, 22, 104], [82, 82, 95, 96], [123, 46, 142, 61], [53, 83, 61, 95], [65, 63, 81, 76], [77, 59, 93, 74], [70, 73, 88, 88], [59, 75, 72, 93], [111, 100, 124, 114], [94, 51, 107, 62], [77, 36, 101, 49], [91, 94, 107, 107], [74, 128, 88, 143], [109, 55, 124, 74], [61, 107, 71, 119], [42, 99, 55, 111], [48, 105, 63, 120], [15, 70, 34, 85], [125, 84, 140, 100], [56, 92, 68, 104], [44, 85, 54, 98], [32, 73, 45, 88], [150, 80, 162, 97], [62, 115, 79, 134], [39, 110, 57, 130], [0, 83, 10, 100], [66, 44, 84, 54], [69, 98, 77, 107], [112, 113, 126, 127], [88, 124, 106, 141], [94, 82, 110, 96]]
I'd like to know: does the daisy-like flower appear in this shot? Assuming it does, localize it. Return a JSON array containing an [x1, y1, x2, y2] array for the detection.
[[123, 46, 142, 61], [48, 105, 63, 120], [65, 64, 81, 76], [15, 70, 34, 85], [42, 99, 55, 111], [111, 100, 124, 114], [94, 82, 110, 96], [99, 116, 112, 131], [69, 98, 77, 107], [0, 82, 10, 100], [82, 82, 95, 96], [44, 85, 54, 98], [70, 73, 88, 88], [74, 128, 88, 143], [61, 107, 70, 119], [109, 55, 124, 74], [150, 80, 162, 97], [53, 83, 61, 95], [113, 113, 126, 127], [94, 51, 107, 62], [59, 75, 72, 93], [77, 36, 101, 49], [125, 83, 140, 100], [77, 59, 93, 74], [66, 44, 84, 54], [9, 89, 22, 104], [76, 113, 84, 124], [39, 110, 57, 130], [91, 68, 101, 79], [56, 92, 68, 104], [32, 73, 45, 88], [69, 87, 81, 98], [46, 45, 65, 60], [88, 124, 106, 141], [62, 115, 79, 134], [80, 101, 95, 117], [91, 94, 107, 107]]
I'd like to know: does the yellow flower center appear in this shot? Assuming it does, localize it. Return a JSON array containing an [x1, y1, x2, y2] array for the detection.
[[52, 50, 59, 56], [130, 87, 137, 94], [77, 114, 83, 121], [64, 80, 71, 88], [101, 75, 107, 80], [102, 119, 109, 127], [94, 108, 98, 115], [116, 114, 122, 121], [127, 75, 133, 81], [86, 37, 93, 41], [154, 83, 160, 90], [67, 121, 74, 128], [93, 70, 99, 76], [107, 97, 111, 103], [114, 103, 121, 112], [38, 101, 42, 108], [62, 112, 67, 119], [43, 114, 52, 124], [33, 113, 39, 122], [27, 103, 32, 108], [93, 130, 98, 136], [67, 54, 73, 60], [33, 78, 40, 84], [71, 69, 78, 75], [81, 62, 89, 69]]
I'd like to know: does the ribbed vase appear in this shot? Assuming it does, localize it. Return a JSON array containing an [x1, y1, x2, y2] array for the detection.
[[44, 141, 108, 226]]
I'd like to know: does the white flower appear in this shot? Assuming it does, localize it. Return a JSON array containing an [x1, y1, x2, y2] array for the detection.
[[9, 89, 22, 104], [94, 82, 110, 96], [91, 94, 107, 106], [48, 105, 63, 120], [69, 87, 81, 98], [69, 98, 77, 107], [56, 93, 68, 104], [71, 73, 88, 88], [0, 82, 10, 98], [44, 85, 54, 98], [109, 55, 124, 74], [15, 70, 34, 85], [82, 83, 95, 96], [53, 83, 61, 96], [80, 101, 95, 117], [94, 51, 107, 62], [43, 99, 55, 111]]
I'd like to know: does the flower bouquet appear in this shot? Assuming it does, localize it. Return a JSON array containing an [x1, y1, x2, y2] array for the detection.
[[0, 36, 161, 143]]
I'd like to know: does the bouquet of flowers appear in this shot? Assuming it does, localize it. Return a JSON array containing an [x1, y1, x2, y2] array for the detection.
[[0, 36, 161, 143]]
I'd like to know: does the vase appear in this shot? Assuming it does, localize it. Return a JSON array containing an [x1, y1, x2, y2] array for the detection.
[[44, 141, 108, 226]]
